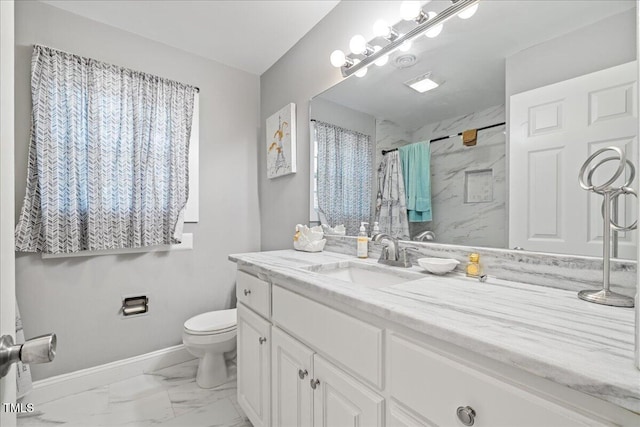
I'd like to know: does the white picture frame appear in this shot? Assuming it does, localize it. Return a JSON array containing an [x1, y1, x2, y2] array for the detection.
[[266, 103, 296, 178]]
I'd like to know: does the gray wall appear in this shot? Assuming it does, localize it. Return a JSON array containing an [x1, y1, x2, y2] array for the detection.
[[259, 1, 401, 250], [15, 1, 260, 380], [310, 98, 376, 138]]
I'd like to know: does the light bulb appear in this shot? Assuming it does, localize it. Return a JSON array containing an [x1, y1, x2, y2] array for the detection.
[[424, 12, 443, 38], [373, 46, 388, 66], [458, 3, 478, 19], [352, 59, 368, 78], [398, 39, 412, 52], [349, 35, 367, 55], [400, 1, 422, 21], [330, 50, 346, 68], [373, 19, 391, 38]]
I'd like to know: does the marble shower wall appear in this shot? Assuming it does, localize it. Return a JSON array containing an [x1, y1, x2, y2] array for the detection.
[[375, 105, 506, 247]]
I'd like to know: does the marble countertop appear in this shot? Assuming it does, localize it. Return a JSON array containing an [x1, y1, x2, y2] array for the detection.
[[229, 250, 639, 414]]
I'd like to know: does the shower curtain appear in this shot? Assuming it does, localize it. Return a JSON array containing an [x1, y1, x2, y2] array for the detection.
[[375, 151, 410, 239], [15, 45, 196, 254]]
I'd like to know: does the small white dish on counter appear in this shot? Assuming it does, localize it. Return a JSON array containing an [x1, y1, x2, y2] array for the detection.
[[417, 258, 460, 275]]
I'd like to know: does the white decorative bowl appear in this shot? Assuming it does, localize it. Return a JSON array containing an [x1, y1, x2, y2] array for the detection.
[[417, 258, 460, 275]]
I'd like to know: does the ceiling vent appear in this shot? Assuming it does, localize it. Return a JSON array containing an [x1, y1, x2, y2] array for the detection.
[[394, 54, 417, 69]]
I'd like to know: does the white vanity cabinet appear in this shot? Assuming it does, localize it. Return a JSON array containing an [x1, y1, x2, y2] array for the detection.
[[271, 326, 314, 427], [236, 270, 272, 427], [312, 354, 384, 427], [388, 334, 603, 427], [271, 326, 384, 427], [234, 265, 635, 427]]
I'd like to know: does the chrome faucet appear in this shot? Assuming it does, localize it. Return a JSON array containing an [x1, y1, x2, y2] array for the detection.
[[414, 230, 435, 242], [371, 233, 412, 267]]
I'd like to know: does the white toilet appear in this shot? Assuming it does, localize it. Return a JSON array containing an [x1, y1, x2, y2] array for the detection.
[[182, 308, 237, 389]]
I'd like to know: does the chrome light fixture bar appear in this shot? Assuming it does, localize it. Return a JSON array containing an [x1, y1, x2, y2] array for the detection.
[[341, 0, 479, 78]]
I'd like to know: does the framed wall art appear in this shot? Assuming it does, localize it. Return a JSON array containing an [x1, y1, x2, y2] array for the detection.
[[266, 103, 296, 178]]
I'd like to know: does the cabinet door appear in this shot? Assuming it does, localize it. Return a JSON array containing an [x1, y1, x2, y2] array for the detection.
[[237, 303, 271, 427], [271, 327, 314, 427], [312, 355, 384, 427]]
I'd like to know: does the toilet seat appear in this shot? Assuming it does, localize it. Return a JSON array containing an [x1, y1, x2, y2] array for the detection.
[[184, 308, 237, 336]]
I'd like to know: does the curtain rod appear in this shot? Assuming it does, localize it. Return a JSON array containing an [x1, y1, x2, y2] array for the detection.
[[381, 121, 506, 155]]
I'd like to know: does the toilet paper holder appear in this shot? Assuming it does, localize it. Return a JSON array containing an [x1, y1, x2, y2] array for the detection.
[[122, 295, 149, 316]]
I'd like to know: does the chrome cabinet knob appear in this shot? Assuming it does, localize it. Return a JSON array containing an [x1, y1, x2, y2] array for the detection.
[[456, 406, 476, 426], [310, 378, 320, 389], [298, 369, 308, 379], [243, 289, 251, 296], [258, 337, 267, 344]]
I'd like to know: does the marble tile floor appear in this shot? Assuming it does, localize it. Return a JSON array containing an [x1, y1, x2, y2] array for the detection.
[[17, 359, 251, 427]]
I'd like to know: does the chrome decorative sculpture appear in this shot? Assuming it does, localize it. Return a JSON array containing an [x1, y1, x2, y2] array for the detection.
[[578, 146, 636, 308]]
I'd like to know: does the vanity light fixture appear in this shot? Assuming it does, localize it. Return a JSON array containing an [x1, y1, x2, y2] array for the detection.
[[330, 50, 354, 68], [424, 12, 444, 38], [457, 2, 479, 19], [373, 46, 389, 66], [349, 34, 374, 56], [400, 1, 429, 24], [405, 73, 440, 93], [373, 19, 399, 41], [330, 0, 479, 78]]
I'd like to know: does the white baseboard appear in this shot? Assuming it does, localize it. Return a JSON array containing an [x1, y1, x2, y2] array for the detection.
[[26, 344, 194, 405]]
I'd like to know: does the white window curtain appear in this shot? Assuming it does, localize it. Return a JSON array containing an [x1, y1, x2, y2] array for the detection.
[[315, 120, 372, 235], [15, 45, 196, 254]]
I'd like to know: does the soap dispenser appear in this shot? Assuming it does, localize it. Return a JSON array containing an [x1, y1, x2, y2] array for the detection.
[[372, 221, 380, 235], [466, 253, 482, 278], [357, 222, 369, 258]]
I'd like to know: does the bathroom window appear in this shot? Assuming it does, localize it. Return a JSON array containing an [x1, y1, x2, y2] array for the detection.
[[313, 120, 372, 235], [15, 45, 199, 255]]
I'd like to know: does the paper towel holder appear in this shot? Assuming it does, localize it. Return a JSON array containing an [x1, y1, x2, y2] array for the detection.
[[121, 295, 149, 317]]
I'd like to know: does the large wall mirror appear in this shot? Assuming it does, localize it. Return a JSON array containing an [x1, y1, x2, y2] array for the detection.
[[310, 0, 637, 260]]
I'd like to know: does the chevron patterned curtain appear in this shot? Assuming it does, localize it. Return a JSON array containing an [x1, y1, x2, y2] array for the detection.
[[15, 45, 196, 254], [315, 121, 372, 235]]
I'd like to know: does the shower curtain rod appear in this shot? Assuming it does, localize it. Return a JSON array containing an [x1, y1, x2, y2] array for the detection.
[[381, 121, 506, 155]]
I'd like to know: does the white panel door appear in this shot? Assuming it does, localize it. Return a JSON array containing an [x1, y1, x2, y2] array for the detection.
[[0, 1, 16, 426], [237, 303, 271, 427], [312, 355, 383, 427], [271, 327, 314, 427], [510, 61, 638, 258]]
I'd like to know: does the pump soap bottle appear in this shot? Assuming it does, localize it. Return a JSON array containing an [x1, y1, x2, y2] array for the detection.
[[372, 222, 380, 235], [357, 222, 369, 258]]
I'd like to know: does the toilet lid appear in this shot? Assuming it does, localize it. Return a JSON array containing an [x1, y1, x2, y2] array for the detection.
[[184, 308, 237, 334]]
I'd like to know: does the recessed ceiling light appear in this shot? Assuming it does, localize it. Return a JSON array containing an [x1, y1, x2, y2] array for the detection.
[[405, 73, 440, 93]]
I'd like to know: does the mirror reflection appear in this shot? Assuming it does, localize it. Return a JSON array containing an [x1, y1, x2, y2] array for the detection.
[[310, 0, 637, 259]]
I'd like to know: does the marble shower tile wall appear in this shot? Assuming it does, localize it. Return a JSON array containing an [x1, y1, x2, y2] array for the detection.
[[323, 235, 636, 295], [374, 105, 507, 246]]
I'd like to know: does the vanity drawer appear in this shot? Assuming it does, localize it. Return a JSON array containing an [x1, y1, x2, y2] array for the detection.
[[389, 334, 603, 427], [272, 285, 383, 389], [236, 270, 270, 319]]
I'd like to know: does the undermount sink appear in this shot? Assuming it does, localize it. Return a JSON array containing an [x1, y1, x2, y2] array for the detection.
[[301, 261, 422, 289]]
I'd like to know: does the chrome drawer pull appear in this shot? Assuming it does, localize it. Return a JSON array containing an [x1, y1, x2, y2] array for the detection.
[[298, 369, 308, 379], [243, 289, 251, 296], [258, 337, 267, 344], [456, 406, 476, 426], [310, 378, 320, 389]]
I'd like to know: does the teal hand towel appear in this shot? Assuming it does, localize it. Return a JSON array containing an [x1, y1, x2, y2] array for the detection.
[[399, 141, 432, 222]]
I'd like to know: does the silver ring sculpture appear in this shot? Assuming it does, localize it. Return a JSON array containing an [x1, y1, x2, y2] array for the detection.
[[578, 146, 636, 308]]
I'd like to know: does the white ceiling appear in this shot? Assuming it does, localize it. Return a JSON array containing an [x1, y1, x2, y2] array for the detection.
[[316, 0, 636, 130], [39, 0, 341, 75]]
